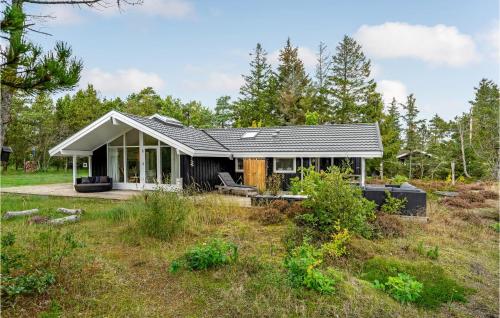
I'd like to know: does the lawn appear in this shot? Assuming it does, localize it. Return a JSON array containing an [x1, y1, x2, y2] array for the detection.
[[0, 168, 87, 188], [0, 183, 498, 317]]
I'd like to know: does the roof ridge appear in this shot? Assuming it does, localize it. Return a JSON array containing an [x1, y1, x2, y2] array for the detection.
[[204, 123, 378, 131]]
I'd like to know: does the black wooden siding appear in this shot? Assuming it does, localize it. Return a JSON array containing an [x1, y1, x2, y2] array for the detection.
[[180, 156, 235, 190], [92, 145, 107, 177]]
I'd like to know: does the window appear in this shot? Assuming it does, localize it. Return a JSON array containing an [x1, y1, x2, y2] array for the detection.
[[241, 131, 259, 139], [273, 158, 296, 173], [125, 130, 139, 146], [143, 133, 158, 146], [235, 158, 244, 172], [109, 135, 123, 146]]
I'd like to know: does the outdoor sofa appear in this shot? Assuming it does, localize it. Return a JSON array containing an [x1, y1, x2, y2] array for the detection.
[[74, 176, 113, 193]]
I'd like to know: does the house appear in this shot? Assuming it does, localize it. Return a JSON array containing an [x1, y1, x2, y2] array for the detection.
[[49, 111, 383, 191]]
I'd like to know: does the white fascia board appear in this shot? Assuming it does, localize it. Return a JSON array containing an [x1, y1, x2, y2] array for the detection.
[[192, 150, 231, 158], [231, 151, 383, 158], [49, 111, 117, 156], [60, 150, 93, 156], [111, 112, 196, 156]]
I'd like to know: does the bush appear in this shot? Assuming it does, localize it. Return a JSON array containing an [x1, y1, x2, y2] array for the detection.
[[381, 191, 407, 214], [361, 257, 468, 309], [441, 197, 472, 209], [391, 175, 409, 185], [266, 174, 283, 196], [250, 207, 285, 225], [490, 222, 500, 232], [458, 191, 485, 204], [291, 166, 376, 237], [268, 200, 289, 213], [139, 190, 191, 241], [480, 190, 499, 200], [169, 239, 238, 272], [372, 213, 405, 238], [283, 242, 336, 294], [284, 201, 309, 218], [373, 273, 423, 303]]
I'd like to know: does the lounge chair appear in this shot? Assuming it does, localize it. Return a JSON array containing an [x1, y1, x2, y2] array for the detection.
[[216, 172, 257, 197]]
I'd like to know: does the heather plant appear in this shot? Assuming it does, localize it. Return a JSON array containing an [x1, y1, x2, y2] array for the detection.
[[291, 166, 376, 237], [381, 191, 407, 214], [169, 239, 238, 272], [266, 173, 283, 196]]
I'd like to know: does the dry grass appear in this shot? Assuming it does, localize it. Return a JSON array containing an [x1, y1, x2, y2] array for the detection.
[[1, 182, 499, 318]]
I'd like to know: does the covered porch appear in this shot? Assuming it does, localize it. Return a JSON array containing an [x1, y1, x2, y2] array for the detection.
[[49, 113, 185, 191]]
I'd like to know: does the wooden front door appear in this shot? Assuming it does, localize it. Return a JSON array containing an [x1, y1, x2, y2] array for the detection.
[[243, 158, 266, 192]]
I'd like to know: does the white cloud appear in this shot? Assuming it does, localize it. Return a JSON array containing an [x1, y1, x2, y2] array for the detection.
[[478, 21, 500, 61], [135, 0, 194, 19], [354, 22, 480, 67], [183, 72, 243, 92], [377, 80, 408, 105], [81, 68, 166, 95], [40, 6, 84, 25], [269, 46, 317, 68]]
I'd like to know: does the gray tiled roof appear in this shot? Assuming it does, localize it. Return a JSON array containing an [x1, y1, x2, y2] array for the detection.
[[204, 124, 383, 153], [120, 113, 229, 153], [121, 112, 382, 155]]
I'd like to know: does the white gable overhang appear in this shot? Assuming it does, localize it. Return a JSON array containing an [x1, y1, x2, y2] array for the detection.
[[49, 111, 206, 157]]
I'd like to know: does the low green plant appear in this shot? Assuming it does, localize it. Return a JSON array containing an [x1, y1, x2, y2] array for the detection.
[[361, 257, 469, 309], [321, 223, 351, 258], [169, 239, 238, 272], [381, 191, 407, 214], [139, 190, 192, 241], [490, 222, 500, 232], [283, 241, 336, 294], [373, 273, 423, 303], [391, 175, 409, 185], [415, 241, 439, 260]]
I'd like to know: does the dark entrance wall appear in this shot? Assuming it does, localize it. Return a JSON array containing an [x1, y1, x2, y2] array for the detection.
[[180, 156, 235, 190], [92, 145, 107, 177]]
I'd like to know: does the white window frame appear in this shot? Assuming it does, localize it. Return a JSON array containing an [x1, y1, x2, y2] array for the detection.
[[273, 157, 296, 174], [235, 158, 244, 172]]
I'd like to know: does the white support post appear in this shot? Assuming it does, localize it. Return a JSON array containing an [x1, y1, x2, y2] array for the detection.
[[72, 155, 77, 185], [360, 158, 366, 186], [88, 156, 92, 177], [139, 132, 145, 184]]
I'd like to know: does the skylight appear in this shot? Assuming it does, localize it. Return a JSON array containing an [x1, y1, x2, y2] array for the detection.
[[241, 131, 259, 139]]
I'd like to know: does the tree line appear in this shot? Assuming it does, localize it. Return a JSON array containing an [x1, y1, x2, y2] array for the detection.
[[3, 18, 498, 180]]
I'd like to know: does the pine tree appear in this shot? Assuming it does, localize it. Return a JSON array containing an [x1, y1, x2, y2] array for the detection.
[[328, 35, 376, 123], [401, 94, 423, 178], [312, 42, 332, 122], [469, 79, 500, 179], [379, 98, 402, 177], [214, 96, 233, 128], [236, 43, 275, 127], [276, 38, 311, 125]]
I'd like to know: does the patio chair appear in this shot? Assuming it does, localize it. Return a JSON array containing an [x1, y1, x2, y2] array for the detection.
[[216, 172, 257, 197]]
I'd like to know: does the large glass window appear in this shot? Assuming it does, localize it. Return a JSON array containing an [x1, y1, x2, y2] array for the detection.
[[273, 158, 296, 173], [108, 147, 124, 182], [110, 135, 123, 146], [125, 130, 139, 146], [126, 148, 140, 183], [145, 148, 157, 183], [161, 147, 172, 184], [144, 134, 158, 146]]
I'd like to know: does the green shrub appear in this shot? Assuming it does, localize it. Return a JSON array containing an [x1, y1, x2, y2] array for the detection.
[[283, 242, 336, 294], [391, 175, 409, 185], [381, 191, 407, 214], [361, 257, 469, 309], [415, 242, 439, 260], [291, 166, 376, 237], [139, 190, 191, 241], [169, 239, 238, 272], [321, 224, 351, 258], [373, 273, 423, 303], [490, 222, 500, 232]]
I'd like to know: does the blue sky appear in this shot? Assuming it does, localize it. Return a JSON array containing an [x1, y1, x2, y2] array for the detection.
[[18, 0, 500, 120]]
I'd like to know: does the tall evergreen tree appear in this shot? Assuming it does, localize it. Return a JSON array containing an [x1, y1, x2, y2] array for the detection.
[[328, 35, 376, 123], [214, 96, 234, 128], [469, 79, 500, 179], [235, 43, 275, 127], [275, 38, 311, 125], [312, 42, 332, 122], [379, 98, 402, 177], [401, 94, 423, 178]]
